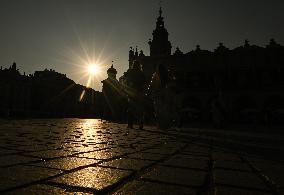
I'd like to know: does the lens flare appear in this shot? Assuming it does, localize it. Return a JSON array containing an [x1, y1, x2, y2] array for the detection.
[[88, 64, 100, 75]]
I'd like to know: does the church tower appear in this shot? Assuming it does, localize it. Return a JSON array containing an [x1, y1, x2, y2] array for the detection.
[[148, 7, 172, 57], [107, 64, 117, 80]]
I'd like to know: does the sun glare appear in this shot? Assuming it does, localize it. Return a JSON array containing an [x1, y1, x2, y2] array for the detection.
[[88, 64, 100, 75]]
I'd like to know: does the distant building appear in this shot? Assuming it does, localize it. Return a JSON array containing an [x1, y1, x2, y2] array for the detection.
[[101, 64, 127, 121], [30, 68, 75, 116], [0, 64, 103, 118], [119, 7, 284, 124], [0, 62, 31, 117]]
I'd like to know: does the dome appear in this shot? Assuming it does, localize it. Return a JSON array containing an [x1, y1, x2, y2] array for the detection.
[[107, 65, 117, 74]]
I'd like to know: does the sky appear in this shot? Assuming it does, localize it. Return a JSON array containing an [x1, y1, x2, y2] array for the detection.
[[0, 0, 283, 91]]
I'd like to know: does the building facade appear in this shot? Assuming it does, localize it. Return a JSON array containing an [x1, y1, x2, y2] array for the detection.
[[119, 7, 284, 125], [0, 62, 31, 117], [0, 63, 103, 118], [101, 64, 127, 121]]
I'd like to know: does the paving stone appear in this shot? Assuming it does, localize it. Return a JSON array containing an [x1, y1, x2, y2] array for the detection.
[[215, 185, 274, 195], [50, 167, 133, 190], [114, 180, 197, 195], [31, 157, 99, 170], [214, 161, 252, 171], [162, 154, 209, 170], [5, 184, 72, 195], [212, 151, 242, 162], [180, 152, 209, 158], [0, 165, 62, 191], [0, 148, 18, 156], [249, 158, 284, 188], [141, 165, 207, 187], [182, 145, 211, 155], [99, 158, 154, 170], [76, 150, 118, 160], [214, 169, 269, 190], [0, 154, 40, 167], [143, 147, 177, 155], [25, 150, 75, 159], [127, 152, 166, 161]]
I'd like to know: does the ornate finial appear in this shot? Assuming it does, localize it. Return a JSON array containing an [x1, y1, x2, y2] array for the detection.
[[139, 50, 145, 57], [244, 39, 249, 47], [270, 38, 276, 45], [159, 1, 163, 17], [12, 61, 17, 70], [111, 60, 114, 68], [196, 45, 201, 51]]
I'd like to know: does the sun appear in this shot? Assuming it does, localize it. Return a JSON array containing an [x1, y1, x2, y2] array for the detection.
[[88, 64, 100, 75]]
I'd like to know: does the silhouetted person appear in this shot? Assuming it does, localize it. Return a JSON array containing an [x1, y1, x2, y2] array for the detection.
[[158, 63, 169, 88], [263, 107, 271, 126], [150, 64, 175, 129], [125, 60, 146, 129], [211, 94, 226, 128]]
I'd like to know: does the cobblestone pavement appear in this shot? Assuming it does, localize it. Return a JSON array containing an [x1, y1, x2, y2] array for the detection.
[[0, 119, 283, 194]]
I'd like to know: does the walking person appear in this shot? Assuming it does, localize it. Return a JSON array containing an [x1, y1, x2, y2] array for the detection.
[[211, 93, 226, 128], [150, 64, 175, 129], [124, 60, 146, 129]]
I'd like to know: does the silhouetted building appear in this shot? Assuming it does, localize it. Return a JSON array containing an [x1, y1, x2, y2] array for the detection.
[[0, 62, 31, 117], [119, 7, 284, 125], [0, 64, 103, 118], [101, 63, 126, 121]]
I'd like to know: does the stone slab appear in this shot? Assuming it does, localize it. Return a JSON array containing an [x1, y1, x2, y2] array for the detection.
[[98, 158, 154, 170], [50, 167, 133, 191], [214, 169, 269, 190], [31, 157, 99, 170], [0, 165, 62, 191], [114, 180, 196, 195], [141, 165, 207, 187]]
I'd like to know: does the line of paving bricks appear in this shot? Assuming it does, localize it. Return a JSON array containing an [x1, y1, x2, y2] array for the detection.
[[0, 139, 174, 194], [165, 133, 281, 195], [42, 142, 189, 194], [110, 133, 216, 194], [39, 131, 201, 194], [1, 120, 283, 194], [243, 156, 280, 194]]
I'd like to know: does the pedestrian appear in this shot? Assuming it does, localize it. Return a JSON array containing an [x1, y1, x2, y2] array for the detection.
[[151, 64, 174, 129], [211, 94, 226, 128], [124, 60, 146, 129]]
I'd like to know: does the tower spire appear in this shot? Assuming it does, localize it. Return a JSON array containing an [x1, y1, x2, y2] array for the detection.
[[148, 2, 172, 56], [158, 0, 163, 18], [156, 5, 164, 28], [159, 6, 162, 17]]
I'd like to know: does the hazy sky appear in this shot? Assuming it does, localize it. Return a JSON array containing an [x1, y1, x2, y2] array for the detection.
[[0, 0, 283, 91]]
